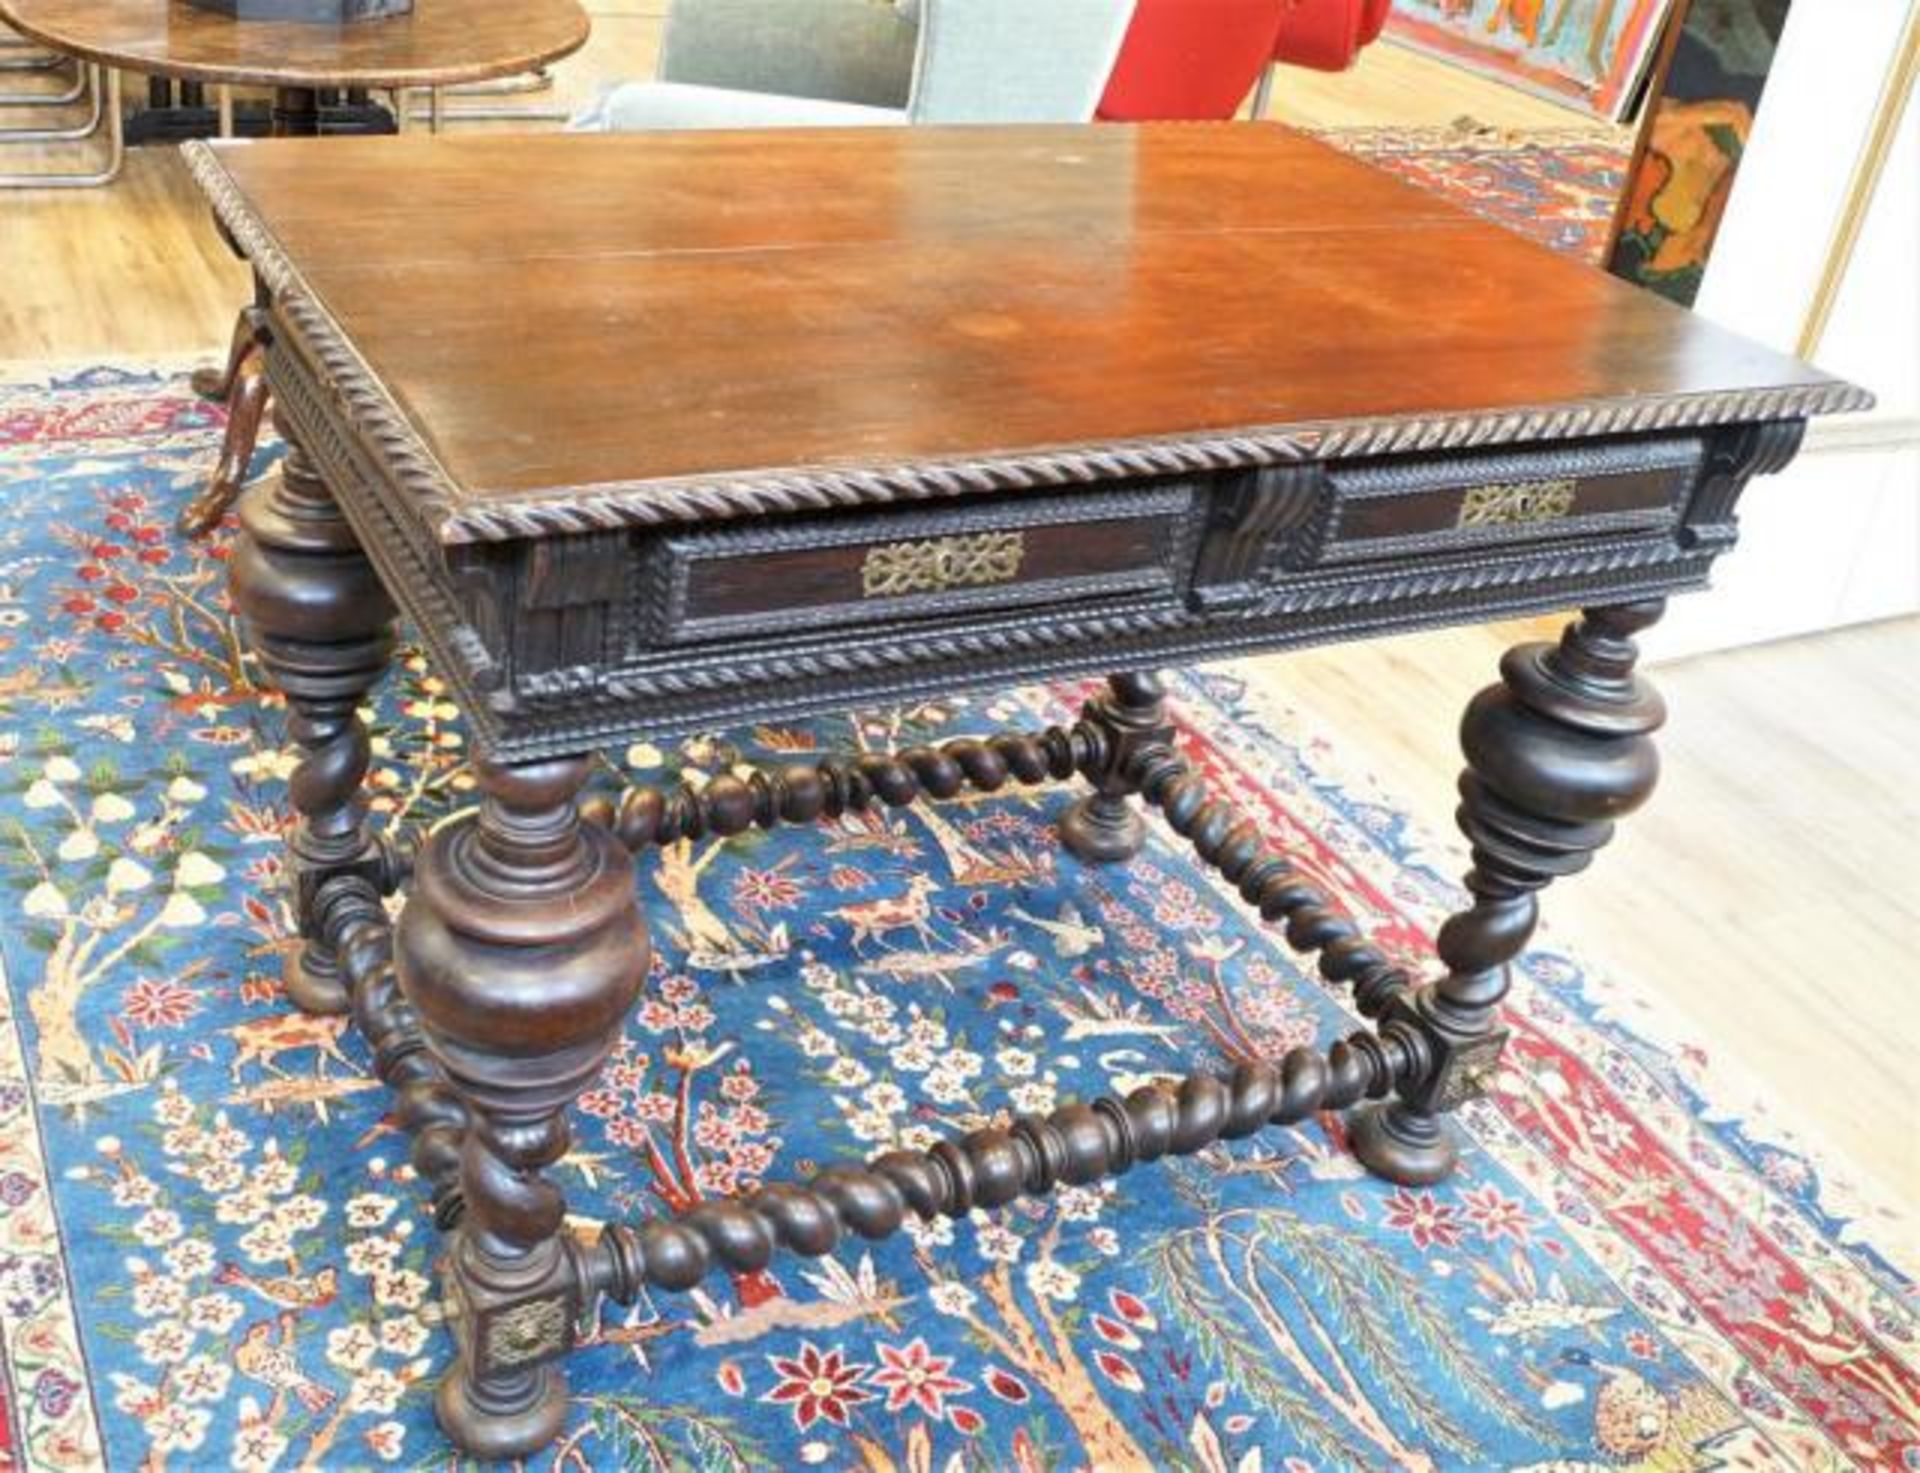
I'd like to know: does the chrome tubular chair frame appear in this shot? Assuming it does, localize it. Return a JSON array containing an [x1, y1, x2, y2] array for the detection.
[[0, 58, 97, 138], [404, 66, 570, 131], [1, 61, 85, 106], [0, 64, 124, 187]]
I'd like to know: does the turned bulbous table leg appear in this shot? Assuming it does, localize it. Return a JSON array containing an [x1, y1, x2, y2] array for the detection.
[[397, 755, 650, 1459], [227, 412, 397, 1015], [1350, 600, 1669, 1184]]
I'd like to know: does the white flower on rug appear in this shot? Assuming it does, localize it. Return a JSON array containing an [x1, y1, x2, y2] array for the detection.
[[371, 1268, 429, 1311], [363, 1419, 406, 1462], [130, 1271, 187, 1320], [104, 852, 150, 898], [172, 1354, 231, 1405], [974, 1221, 1022, 1264], [91, 792, 135, 824], [378, 1314, 430, 1358], [56, 827, 99, 862], [231, 1424, 288, 1473], [1025, 1258, 1082, 1303], [344, 1193, 397, 1230], [131, 1207, 183, 1247], [325, 1323, 379, 1373], [185, 1293, 243, 1336], [347, 1366, 407, 1415], [156, 891, 207, 929], [164, 1238, 216, 1280], [237, 1218, 295, 1264], [23, 778, 63, 809], [344, 1236, 400, 1277], [172, 850, 225, 887], [142, 1402, 211, 1453], [928, 1280, 977, 1316], [134, 1321, 193, 1367]]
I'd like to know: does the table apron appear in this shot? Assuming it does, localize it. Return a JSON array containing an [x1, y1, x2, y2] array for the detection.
[[263, 337, 1793, 762]]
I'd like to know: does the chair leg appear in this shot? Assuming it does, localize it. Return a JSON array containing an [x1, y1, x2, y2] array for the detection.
[[191, 306, 267, 402], [180, 344, 270, 538], [403, 69, 568, 128], [0, 66, 123, 189], [0, 56, 83, 106], [0, 59, 94, 136]]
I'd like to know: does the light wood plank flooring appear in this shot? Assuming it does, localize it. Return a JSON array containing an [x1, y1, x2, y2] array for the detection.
[[1, 7, 1913, 1202]]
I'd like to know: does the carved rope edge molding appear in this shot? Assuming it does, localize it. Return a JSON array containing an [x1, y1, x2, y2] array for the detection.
[[184, 142, 1877, 549]]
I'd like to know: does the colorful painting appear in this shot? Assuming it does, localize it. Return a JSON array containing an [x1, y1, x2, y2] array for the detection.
[[1606, 0, 1792, 305], [1385, 0, 1677, 121], [1, 364, 1916, 1471]]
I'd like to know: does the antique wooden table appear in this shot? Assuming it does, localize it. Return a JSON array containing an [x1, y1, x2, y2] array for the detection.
[[184, 126, 1865, 1459]]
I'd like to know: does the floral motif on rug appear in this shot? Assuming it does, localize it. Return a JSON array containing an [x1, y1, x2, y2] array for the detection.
[[1, 368, 1915, 1473], [1313, 123, 1630, 263]]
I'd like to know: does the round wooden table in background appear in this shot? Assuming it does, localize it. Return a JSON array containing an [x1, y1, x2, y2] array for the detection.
[[0, 0, 589, 112], [0, 0, 591, 531]]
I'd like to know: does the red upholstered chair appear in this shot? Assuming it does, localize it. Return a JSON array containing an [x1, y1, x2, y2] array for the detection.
[[1252, 0, 1391, 114], [1096, 0, 1285, 122]]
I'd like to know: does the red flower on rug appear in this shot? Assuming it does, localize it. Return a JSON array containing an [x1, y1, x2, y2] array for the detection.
[[761, 1342, 873, 1430], [120, 976, 201, 1031], [1382, 1187, 1465, 1251], [870, 1338, 970, 1419], [1461, 1183, 1537, 1245]]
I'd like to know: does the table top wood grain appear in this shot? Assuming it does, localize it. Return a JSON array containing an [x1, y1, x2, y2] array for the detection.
[[185, 126, 1867, 546], [0, 0, 588, 88]]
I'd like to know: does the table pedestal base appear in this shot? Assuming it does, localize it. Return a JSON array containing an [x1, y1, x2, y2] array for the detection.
[[229, 421, 1672, 1459]]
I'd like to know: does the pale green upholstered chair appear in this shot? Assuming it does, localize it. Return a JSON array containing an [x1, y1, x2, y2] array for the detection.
[[571, 0, 1137, 131]]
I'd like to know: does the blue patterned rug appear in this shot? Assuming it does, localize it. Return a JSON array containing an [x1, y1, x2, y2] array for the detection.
[[0, 365, 1914, 1472]]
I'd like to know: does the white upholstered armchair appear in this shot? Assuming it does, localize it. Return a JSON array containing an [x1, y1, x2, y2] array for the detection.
[[572, 0, 1137, 131]]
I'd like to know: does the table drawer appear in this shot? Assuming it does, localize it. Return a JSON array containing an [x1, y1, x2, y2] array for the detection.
[[639, 484, 1198, 646], [1318, 436, 1704, 564]]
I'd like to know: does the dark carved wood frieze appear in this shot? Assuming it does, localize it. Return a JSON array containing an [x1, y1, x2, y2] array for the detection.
[[269, 300, 1813, 762]]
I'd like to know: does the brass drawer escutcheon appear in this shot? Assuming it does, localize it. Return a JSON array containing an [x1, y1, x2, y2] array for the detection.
[[1456, 478, 1578, 528], [861, 530, 1026, 598]]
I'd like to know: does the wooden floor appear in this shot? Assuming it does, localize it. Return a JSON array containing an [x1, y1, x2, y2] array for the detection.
[[2, 6, 1913, 1204]]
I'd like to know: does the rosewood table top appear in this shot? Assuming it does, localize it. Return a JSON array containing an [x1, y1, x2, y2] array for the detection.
[[187, 123, 1868, 1461], [189, 126, 1855, 538], [0, 0, 588, 89]]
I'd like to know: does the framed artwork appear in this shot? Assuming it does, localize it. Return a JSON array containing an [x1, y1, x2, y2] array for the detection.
[[1605, 0, 1793, 306], [1384, 0, 1678, 121]]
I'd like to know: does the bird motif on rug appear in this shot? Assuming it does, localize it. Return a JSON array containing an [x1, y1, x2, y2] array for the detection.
[[234, 1313, 336, 1414], [215, 1262, 339, 1311], [1518, 1347, 1752, 1472]]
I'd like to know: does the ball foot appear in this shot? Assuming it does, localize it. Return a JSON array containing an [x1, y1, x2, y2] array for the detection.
[[1348, 1101, 1459, 1186], [435, 1359, 568, 1462], [1059, 793, 1146, 865], [282, 942, 351, 1016], [188, 362, 229, 400]]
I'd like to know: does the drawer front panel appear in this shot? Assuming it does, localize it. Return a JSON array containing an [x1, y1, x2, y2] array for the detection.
[[642, 485, 1197, 646], [1321, 437, 1703, 563]]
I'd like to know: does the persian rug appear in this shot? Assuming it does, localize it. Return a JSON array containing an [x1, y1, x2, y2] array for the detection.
[[1383, 0, 1672, 122], [1, 365, 1916, 1473], [1315, 121, 1631, 263]]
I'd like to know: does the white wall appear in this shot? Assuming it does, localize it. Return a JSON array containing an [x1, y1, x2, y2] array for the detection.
[[1647, 0, 1920, 661]]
